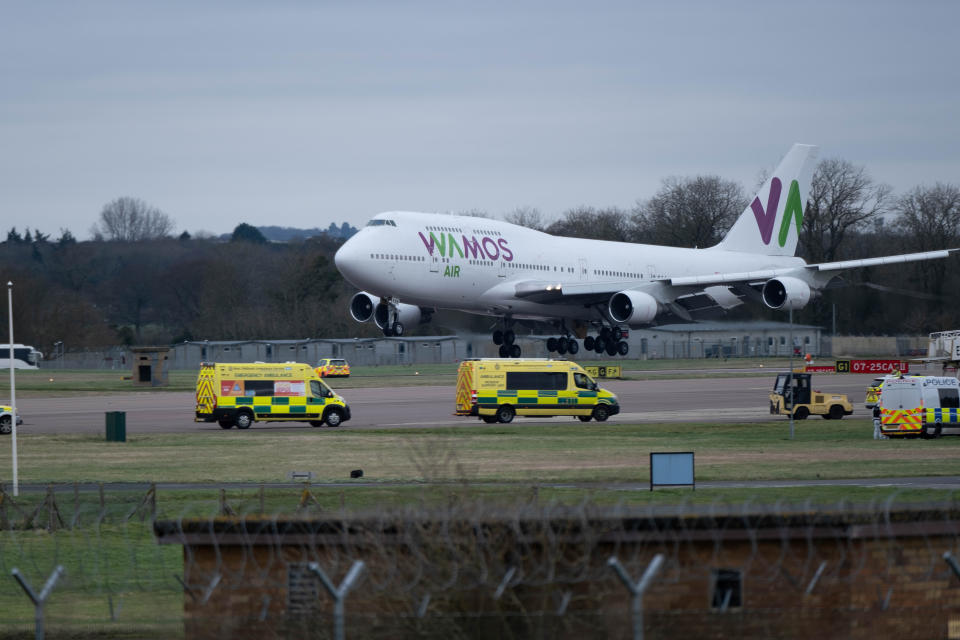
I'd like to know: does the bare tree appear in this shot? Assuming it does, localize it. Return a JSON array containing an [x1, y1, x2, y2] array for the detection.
[[546, 206, 630, 241], [91, 196, 175, 241], [800, 159, 890, 263], [502, 206, 546, 231], [891, 182, 960, 296], [631, 176, 746, 248]]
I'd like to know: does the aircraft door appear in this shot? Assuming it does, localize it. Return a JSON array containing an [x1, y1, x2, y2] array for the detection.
[[579, 258, 588, 281], [499, 259, 506, 278], [430, 255, 440, 273]]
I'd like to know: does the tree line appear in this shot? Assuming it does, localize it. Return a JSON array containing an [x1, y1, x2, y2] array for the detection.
[[1, 160, 958, 359]]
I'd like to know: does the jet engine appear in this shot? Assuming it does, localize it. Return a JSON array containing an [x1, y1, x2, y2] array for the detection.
[[761, 277, 811, 310], [349, 292, 378, 323], [608, 290, 659, 325], [373, 301, 425, 331]]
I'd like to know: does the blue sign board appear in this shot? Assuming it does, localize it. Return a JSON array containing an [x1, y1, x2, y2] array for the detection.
[[650, 452, 695, 490]]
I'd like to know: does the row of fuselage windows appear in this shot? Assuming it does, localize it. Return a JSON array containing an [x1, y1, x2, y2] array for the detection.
[[371, 253, 425, 261], [368, 254, 637, 277], [425, 225, 463, 233]]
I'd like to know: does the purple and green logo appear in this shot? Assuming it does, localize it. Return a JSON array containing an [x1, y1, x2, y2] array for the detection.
[[751, 177, 804, 247]]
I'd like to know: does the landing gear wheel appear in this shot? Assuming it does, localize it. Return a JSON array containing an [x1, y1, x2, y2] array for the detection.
[[496, 405, 516, 423], [325, 408, 344, 427], [567, 340, 579, 355], [499, 344, 510, 358], [218, 417, 235, 429], [556, 340, 567, 355], [510, 344, 521, 358], [592, 405, 610, 422], [547, 337, 558, 352], [605, 342, 618, 357], [793, 407, 809, 420], [235, 411, 253, 430], [392, 322, 405, 336], [594, 336, 607, 353], [578, 415, 591, 422], [493, 330, 504, 346], [584, 336, 595, 351], [383, 326, 394, 337], [503, 329, 516, 345], [616, 341, 629, 356]]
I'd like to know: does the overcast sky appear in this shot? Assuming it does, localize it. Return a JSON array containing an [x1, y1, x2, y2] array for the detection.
[[2, 1, 958, 238]]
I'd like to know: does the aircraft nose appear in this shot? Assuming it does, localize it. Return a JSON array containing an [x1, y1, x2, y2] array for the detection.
[[334, 237, 362, 281]]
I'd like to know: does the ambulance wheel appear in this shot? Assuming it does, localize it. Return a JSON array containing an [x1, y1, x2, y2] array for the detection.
[[592, 405, 610, 422], [617, 341, 629, 356], [493, 330, 504, 346], [496, 405, 515, 424], [584, 336, 595, 351], [828, 405, 845, 420], [482, 416, 498, 424], [324, 408, 344, 428], [567, 339, 579, 355], [498, 345, 510, 358], [578, 415, 591, 422], [547, 337, 558, 352], [235, 411, 253, 430], [0, 415, 10, 435], [218, 417, 235, 429], [793, 407, 809, 420], [510, 344, 521, 358]]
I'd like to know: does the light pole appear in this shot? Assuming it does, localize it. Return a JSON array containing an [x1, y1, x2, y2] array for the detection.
[[7, 282, 19, 496], [789, 308, 794, 440]]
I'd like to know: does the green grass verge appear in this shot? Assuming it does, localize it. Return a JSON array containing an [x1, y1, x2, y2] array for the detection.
[[2, 420, 958, 485]]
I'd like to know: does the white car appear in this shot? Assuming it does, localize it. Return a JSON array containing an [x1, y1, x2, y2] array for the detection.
[[0, 405, 23, 435]]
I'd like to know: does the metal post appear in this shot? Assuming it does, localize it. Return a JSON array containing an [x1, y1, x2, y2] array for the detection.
[[608, 554, 664, 640], [308, 561, 365, 640], [12, 566, 64, 640], [945, 551, 960, 580], [8, 282, 18, 496], [789, 307, 794, 440]]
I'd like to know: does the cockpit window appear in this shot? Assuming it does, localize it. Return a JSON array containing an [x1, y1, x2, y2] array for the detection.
[[366, 219, 397, 227]]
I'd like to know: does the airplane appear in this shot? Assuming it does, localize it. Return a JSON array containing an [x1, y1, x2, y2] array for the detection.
[[334, 144, 954, 357]]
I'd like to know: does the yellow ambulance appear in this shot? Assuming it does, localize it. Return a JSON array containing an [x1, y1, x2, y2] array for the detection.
[[195, 362, 351, 429], [455, 358, 619, 423]]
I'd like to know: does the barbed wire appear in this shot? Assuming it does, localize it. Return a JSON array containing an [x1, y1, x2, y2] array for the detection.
[[1, 484, 959, 638]]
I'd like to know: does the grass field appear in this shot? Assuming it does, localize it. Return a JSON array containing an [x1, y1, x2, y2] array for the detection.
[[3, 420, 959, 487]]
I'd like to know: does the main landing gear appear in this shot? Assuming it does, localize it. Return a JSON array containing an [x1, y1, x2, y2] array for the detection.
[[583, 327, 629, 357]]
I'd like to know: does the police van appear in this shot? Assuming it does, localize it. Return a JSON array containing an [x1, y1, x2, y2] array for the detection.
[[878, 374, 960, 438], [455, 359, 619, 423], [195, 362, 351, 429]]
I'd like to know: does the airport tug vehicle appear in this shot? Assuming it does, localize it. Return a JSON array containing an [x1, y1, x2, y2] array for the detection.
[[769, 372, 853, 420]]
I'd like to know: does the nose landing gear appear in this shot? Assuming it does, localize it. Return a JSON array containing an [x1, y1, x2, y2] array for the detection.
[[492, 322, 522, 358]]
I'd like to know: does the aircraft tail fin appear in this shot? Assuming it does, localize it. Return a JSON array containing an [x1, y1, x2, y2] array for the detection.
[[717, 144, 819, 256]]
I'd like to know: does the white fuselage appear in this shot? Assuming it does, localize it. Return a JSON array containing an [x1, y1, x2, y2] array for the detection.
[[334, 211, 805, 322]]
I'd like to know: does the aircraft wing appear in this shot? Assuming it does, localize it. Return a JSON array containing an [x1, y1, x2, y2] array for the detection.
[[511, 279, 749, 321], [669, 249, 954, 288]]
